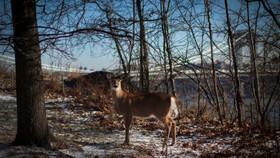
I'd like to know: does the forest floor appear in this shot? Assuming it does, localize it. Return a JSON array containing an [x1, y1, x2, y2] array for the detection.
[[0, 92, 279, 158]]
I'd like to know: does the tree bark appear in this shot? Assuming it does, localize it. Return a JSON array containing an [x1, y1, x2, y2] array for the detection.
[[204, 0, 223, 124], [224, 0, 242, 127], [136, 0, 149, 93], [11, 0, 52, 149], [161, 0, 176, 97], [246, 1, 263, 127]]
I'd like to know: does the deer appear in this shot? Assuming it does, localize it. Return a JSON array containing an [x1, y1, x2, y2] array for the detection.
[[107, 74, 179, 149]]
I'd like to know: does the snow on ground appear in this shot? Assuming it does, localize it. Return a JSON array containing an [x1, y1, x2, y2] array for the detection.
[[0, 92, 279, 157], [0, 94, 16, 102]]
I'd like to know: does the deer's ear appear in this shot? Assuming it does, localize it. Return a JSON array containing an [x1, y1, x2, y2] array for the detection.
[[106, 73, 112, 80], [119, 74, 126, 80]]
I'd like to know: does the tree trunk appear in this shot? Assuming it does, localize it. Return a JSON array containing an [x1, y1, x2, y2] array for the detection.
[[204, 0, 223, 124], [161, 0, 176, 97], [11, 0, 52, 149], [224, 0, 242, 127], [246, 1, 263, 127], [136, 0, 149, 93], [163, 35, 169, 94], [105, 8, 127, 75]]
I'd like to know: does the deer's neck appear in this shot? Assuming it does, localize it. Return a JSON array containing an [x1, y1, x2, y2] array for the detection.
[[112, 87, 126, 100]]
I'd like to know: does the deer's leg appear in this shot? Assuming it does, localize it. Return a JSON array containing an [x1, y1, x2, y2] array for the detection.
[[160, 117, 172, 149], [124, 114, 132, 145], [171, 119, 176, 146]]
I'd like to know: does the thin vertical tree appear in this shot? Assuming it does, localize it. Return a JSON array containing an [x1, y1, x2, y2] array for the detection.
[[224, 0, 243, 127], [11, 0, 53, 148], [136, 0, 149, 93], [161, 0, 176, 97], [204, 0, 223, 124], [175, 0, 208, 117], [105, 7, 128, 77], [246, 0, 263, 127]]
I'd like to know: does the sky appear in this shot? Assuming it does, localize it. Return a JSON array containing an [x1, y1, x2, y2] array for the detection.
[[39, 0, 244, 71], [41, 48, 117, 71], [0, 0, 118, 71], [74, 53, 117, 71], [1, 0, 277, 71]]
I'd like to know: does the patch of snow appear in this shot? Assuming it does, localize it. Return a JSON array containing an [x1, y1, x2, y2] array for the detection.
[[45, 97, 74, 104], [0, 93, 16, 102]]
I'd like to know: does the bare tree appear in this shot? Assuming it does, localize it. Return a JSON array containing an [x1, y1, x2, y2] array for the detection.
[[245, 0, 263, 127], [256, 0, 280, 29], [11, 0, 53, 148], [136, 0, 150, 93], [2, 0, 278, 131], [175, 0, 208, 118], [161, 0, 176, 97], [204, 0, 223, 124], [224, 0, 243, 127], [104, 7, 128, 76]]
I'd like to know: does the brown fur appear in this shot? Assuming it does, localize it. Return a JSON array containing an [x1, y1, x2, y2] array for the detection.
[[109, 76, 178, 148]]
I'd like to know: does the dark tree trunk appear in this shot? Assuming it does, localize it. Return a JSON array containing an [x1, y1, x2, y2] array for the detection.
[[11, 0, 52, 149], [136, 0, 149, 93], [161, 0, 176, 97], [205, 0, 223, 125], [224, 0, 242, 127], [246, 1, 263, 128]]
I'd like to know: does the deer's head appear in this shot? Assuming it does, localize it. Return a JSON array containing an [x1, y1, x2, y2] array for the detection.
[[107, 74, 125, 91], [111, 77, 122, 91]]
